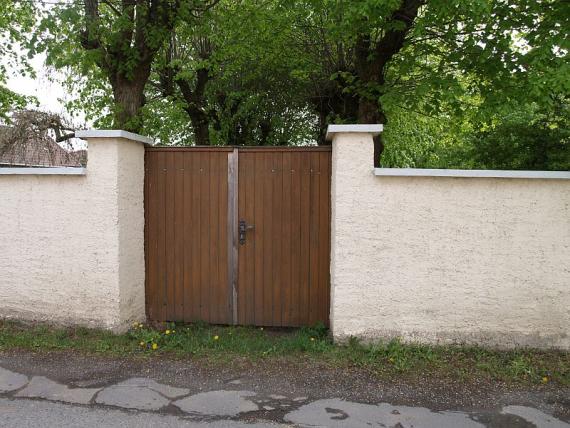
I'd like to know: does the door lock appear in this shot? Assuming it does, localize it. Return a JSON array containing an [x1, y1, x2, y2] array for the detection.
[[239, 220, 255, 245]]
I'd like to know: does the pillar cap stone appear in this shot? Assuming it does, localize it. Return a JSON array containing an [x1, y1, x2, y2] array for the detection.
[[76, 130, 154, 146], [325, 124, 383, 141]]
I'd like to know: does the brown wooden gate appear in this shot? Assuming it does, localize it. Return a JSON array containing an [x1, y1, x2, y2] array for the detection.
[[145, 146, 331, 327]]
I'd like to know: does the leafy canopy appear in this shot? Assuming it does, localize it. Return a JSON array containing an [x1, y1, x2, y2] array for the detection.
[[5, 0, 568, 169]]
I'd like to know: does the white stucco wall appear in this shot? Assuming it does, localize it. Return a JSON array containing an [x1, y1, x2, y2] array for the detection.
[[330, 130, 570, 349], [0, 133, 146, 331]]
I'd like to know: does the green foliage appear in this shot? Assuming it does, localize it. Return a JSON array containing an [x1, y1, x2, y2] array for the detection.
[[0, 0, 36, 119], [381, 107, 468, 168], [140, 0, 317, 145], [382, 95, 570, 171], [30, 2, 114, 124], [467, 99, 570, 170]]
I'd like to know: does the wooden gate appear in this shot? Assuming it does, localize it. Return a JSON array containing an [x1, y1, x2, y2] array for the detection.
[[145, 146, 331, 327]]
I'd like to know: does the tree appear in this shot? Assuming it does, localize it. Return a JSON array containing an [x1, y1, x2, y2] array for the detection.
[[150, 0, 314, 146], [287, 0, 569, 165], [36, 0, 219, 132], [0, 0, 35, 119], [154, 29, 214, 145]]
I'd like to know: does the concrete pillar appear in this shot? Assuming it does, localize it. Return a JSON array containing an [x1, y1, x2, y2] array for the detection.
[[325, 124, 383, 342], [75, 130, 148, 331]]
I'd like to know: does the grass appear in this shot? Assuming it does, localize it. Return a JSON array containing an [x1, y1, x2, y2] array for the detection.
[[0, 320, 568, 386]]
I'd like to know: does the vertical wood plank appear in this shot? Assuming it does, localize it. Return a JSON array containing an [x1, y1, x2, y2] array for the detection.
[[326, 151, 332, 326], [236, 151, 246, 325], [308, 152, 321, 325], [190, 153, 201, 321], [271, 153, 283, 326], [244, 153, 256, 325], [182, 152, 193, 321], [299, 153, 311, 325], [200, 152, 211, 321], [144, 152, 155, 319], [289, 152, 301, 326], [317, 152, 330, 325], [153, 151, 160, 321], [173, 153, 184, 321], [228, 149, 239, 325], [237, 152, 256, 326], [262, 153, 274, 325], [254, 153, 265, 325], [281, 152, 292, 326], [166, 152, 177, 321], [218, 152, 229, 324], [208, 153, 220, 324], [144, 152, 149, 316], [156, 151, 167, 321]]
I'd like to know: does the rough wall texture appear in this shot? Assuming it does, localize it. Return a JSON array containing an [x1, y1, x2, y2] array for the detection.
[[0, 137, 145, 330], [116, 139, 146, 325], [330, 133, 570, 349]]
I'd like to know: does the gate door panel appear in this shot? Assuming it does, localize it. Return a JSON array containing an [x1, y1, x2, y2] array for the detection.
[[145, 148, 233, 324], [236, 148, 331, 327]]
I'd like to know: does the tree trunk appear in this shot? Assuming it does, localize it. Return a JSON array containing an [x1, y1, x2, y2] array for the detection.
[[110, 65, 151, 133], [175, 67, 211, 146], [351, 1, 424, 166], [372, 133, 385, 168], [259, 118, 272, 146], [187, 109, 210, 146], [316, 108, 330, 146], [358, 98, 386, 167]]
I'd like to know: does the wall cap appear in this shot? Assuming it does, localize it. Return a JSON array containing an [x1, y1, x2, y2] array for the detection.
[[326, 124, 383, 141], [374, 168, 570, 180], [0, 167, 86, 175], [76, 130, 154, 146]]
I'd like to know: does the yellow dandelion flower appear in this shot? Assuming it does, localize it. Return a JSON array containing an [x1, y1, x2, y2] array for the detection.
[[214, 335, 219, 340], [152, 343, 158, 350], [542, 376, 549, 383], [165, 330, 171, 335]]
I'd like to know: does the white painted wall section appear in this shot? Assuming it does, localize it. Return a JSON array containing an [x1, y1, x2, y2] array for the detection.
[[0, 132, 147, 331], [328, 126, 570, 349]]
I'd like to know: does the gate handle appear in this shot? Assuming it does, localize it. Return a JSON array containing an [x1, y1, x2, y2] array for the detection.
[[239, 220, 255, 245]]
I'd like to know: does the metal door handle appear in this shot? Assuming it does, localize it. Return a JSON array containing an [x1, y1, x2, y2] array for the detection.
[[239, 220, 255, 245]]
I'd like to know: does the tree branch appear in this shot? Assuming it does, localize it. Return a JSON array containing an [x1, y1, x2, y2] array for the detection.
[[101, 0, 121, 16], [81, 0, 101, 51], [373, 0, 425, 78]]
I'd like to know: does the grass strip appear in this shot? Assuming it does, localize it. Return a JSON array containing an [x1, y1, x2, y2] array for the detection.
[[0, 320, 567, 386]]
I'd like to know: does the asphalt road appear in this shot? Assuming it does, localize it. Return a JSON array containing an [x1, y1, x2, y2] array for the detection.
[[2, 397, 569, 428], [0, 399, 284, 428], [1, 349, 568, 427]]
